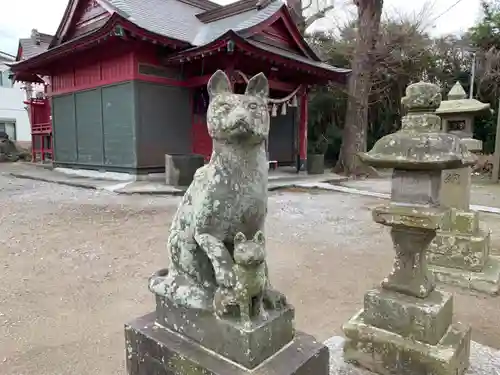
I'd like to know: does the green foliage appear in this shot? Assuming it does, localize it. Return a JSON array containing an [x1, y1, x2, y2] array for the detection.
[[307, 85, 346, 158], [469, 0, 500, 50], [305, 11, 500, 158], [474, 112, 497, 153]]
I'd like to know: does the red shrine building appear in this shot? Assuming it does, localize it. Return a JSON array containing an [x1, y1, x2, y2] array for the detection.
[[11, 0, 349, 175]]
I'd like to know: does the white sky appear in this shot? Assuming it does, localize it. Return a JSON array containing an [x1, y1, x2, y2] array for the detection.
[[0, 0, 481, 56]]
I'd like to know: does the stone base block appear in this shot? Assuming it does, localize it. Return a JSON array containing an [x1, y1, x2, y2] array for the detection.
[[165, 154, 205, 186], [429, 228, 491, 272], [343, 309, 471, 375], [430, 256, 500, 296], [445, 209, 480, 234], [440, 168, 472, 211], [363, 288, 453, 345], [326, 335, 500, 375], [372, 204, 449, 230], [125, 313, 329, 375], [155, 295, 295, 369]]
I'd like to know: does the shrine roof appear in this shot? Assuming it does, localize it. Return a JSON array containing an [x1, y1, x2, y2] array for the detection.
[[246, 39, 349, 74], [11, 0, 349, 83], [164, 31, 350, 82], [17, 31, 53, 60], [192, 1, 283, 45], [100, 0, 284, 46]]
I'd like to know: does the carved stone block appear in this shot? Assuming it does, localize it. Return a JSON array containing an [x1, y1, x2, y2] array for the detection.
[[391, 169, 441, 206], [440, 167, 471, 210], [164, 153, 204, 186], [363, 288, 453, 345], [343, 309, 471, 375], [429, 229, 490, 272], [125, 313, 329, 375], [155, 295, 295, 369]]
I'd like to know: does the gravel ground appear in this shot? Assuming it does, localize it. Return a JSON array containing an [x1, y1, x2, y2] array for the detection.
[[1, 175, 499, 375]]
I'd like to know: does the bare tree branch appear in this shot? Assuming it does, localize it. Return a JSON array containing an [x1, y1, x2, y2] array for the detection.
[[301, 0, 314, 11], [305, 5, 335, 28]]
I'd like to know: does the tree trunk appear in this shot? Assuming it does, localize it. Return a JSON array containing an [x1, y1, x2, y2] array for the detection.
[[287, 0, 307, 33], [335, 0, 383, 175]]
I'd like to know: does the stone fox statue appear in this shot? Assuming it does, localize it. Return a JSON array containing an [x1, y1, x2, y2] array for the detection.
[[214, 231, 267, 324], [149, 70, 285, 312]]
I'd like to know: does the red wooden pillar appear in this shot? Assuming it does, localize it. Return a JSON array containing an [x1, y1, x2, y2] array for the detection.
[[40, 134, 45, 162], [28, 100, 36, 162], [299, 90, 308, 167]]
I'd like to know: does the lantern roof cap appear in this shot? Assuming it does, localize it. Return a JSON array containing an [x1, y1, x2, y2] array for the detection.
[[358, 81, 476, 170]]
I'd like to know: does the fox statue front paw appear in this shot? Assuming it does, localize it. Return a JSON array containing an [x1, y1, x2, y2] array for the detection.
[[213, 286, 238, 318], [263, 287, 287, 310], [215, 265, 236, 289]]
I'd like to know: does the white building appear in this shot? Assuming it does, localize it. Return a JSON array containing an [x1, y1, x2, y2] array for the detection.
[[0, 30, 52, 146], [0, 51, 31, 143]]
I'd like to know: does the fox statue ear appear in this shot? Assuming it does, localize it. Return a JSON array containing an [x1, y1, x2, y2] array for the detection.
[[253, 231, 265, 245], [234, 232, 247, 245], [208, 70, 232, 98], [245, 72, 269, 99]]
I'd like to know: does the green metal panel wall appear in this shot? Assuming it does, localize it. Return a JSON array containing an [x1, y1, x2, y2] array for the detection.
[[75, 89, 104, 164], [135, 81, 191, 169], [102, 83, 136, 167], [52, 94, 77, 163], [52, 82, 137, 170]]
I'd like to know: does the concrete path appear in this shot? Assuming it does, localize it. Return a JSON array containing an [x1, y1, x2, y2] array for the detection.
[[295, 178, 500, 214], [5, 162, 500, 214], [1, 162, 347, 195]]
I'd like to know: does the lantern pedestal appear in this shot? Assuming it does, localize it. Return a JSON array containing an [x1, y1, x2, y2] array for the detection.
[[342, 82, 475, 375]]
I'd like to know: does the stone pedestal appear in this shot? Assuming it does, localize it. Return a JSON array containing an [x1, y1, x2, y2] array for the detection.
[[165, 154, 204, 186], [344, 82, 474, 375], [429, 208, 500, 295], [126, 313, 328, 375], [125, 297, 329, 375], [431, 144, 500, 295], [431, 83, 500, 295], [154, 295, 295, 369], [343, 201, 471, 375], [326, 336, 500, 375]]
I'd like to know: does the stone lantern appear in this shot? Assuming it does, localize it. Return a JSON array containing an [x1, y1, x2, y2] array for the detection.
[[436, 81, 490, 209], [428, 81, 500, 295], [342, 82, 473, 375], [437, 81, 490, 153]]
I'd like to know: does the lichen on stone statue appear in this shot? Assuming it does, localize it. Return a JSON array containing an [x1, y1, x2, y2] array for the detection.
[[0, 132, 30, 162], [149, 70, 285, 317], [214, 231, 268, 325]]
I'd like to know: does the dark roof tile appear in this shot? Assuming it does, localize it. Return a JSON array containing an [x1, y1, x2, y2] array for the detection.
[[246, 39, 351, 74], [106, 0, 283, 45], [18, 31, 53, 61]]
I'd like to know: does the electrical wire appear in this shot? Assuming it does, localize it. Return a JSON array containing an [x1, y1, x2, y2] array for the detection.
[[430, 0, 466, 23]]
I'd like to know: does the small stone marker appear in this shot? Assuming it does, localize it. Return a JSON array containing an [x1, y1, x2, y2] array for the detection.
[[429, 81, 500, 295], [343, 82, 474, 375], [441, 167, 471, 210], [125, 70, 328, 375]]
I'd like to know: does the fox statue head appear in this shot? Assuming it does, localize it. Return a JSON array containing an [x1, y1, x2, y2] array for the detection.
[[206, 70, 270, 144], [233, 231, 266, 266]]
